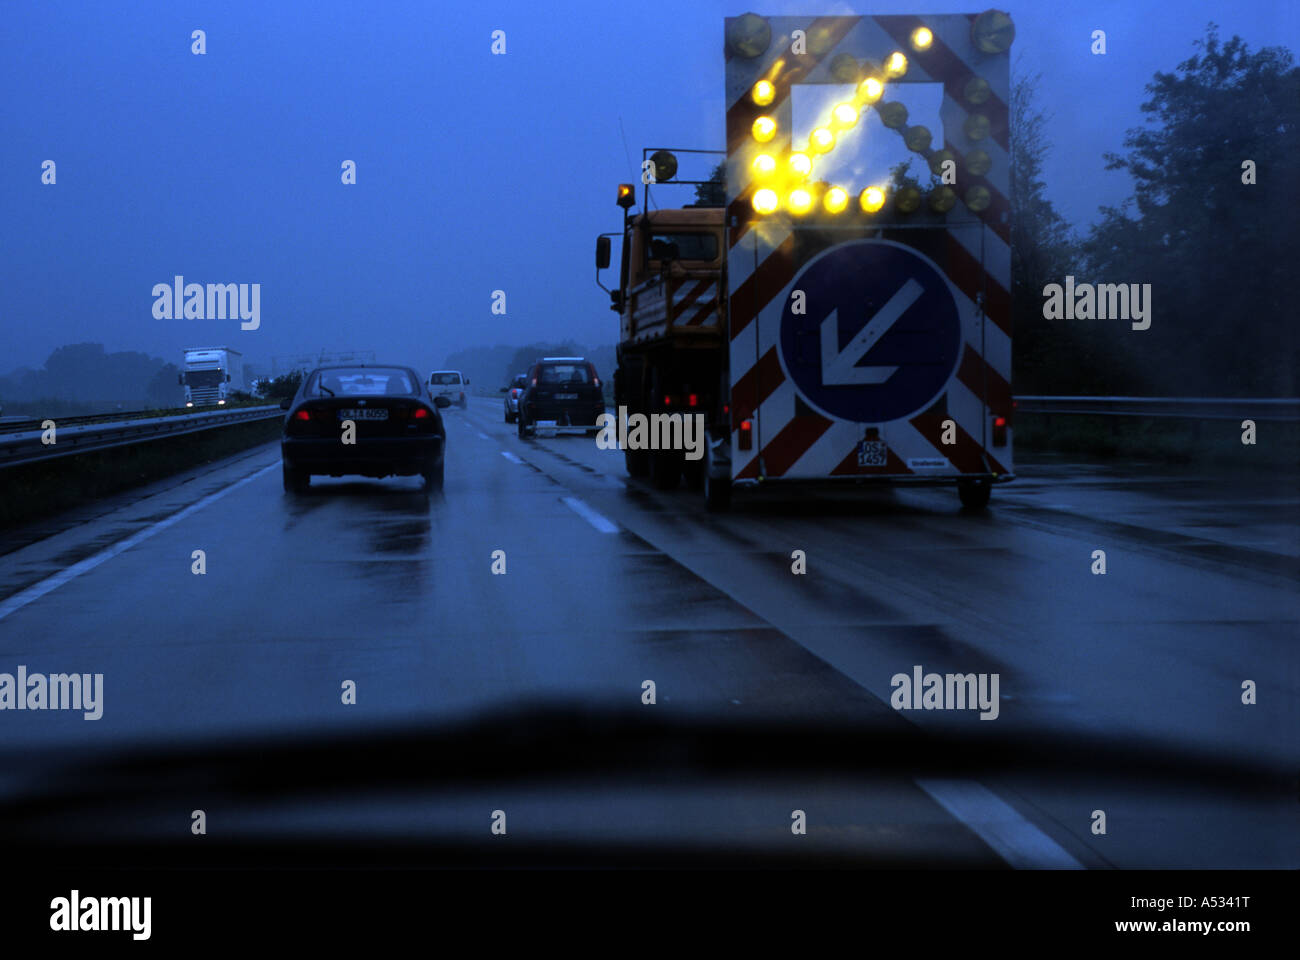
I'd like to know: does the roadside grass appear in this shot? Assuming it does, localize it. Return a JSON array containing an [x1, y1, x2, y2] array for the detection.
[[1014, 413, 1299, 468]]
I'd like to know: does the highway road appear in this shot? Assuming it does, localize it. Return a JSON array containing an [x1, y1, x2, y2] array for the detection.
[[0, 397, 1296, 868]]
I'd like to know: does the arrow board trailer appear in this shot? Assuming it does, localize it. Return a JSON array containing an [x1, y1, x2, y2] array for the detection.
[[723, 11, 1015, 508]]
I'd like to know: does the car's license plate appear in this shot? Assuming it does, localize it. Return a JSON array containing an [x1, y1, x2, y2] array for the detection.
[[339, 408, 388, 420], [555, 393, 578, 400], [857, 440, 887, 466]]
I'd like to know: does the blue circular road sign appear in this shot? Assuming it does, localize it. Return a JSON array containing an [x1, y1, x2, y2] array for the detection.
[[778, 239, 962, 423]]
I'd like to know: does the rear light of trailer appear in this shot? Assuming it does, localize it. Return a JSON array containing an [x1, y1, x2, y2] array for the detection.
[[739, 419, 753, 450], [688, 393, 698, 407], [993, 415, 1007, 447]]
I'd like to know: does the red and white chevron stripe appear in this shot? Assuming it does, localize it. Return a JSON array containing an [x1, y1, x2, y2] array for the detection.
[[724, 12, 1013, 483]]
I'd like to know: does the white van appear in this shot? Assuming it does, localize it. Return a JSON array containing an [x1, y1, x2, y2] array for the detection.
[[428, 370, 468, 409]]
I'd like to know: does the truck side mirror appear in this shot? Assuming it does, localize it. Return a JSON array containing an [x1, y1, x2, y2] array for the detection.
[[596, 236, 611, 270]]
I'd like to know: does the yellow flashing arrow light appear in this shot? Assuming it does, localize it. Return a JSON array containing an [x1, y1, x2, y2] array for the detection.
[[857, 77, 884, 104], [965, 149, 992, 176], [788, 153, 812, 178], [904, 125, 933, 152], [831, 103, 859, 128], [929, 186, 957, 213], [752, 80, 776, 106], [859, 186, 886, 213], [752, 188, 779, 214], [911, 27, 933, 51], [823, 186, 849, 213], [885, 51, 908, 77], [809, 127, 835, 153], [965, 185, 992, 212], [751, 153, 777, 177], [971, 10, 1015, 54], [752, 116, 777, 142], [786, 188, 814, 215]]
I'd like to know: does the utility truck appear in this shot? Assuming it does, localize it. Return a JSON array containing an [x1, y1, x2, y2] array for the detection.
[[596, 10, 1016, 510]]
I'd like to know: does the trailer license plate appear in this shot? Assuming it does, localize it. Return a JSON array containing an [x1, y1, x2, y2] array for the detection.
[[858, 440, 887, 466], [339, 409, 388, 420]]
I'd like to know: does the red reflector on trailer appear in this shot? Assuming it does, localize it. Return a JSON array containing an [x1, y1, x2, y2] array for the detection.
[[994, 417, 1006, 427], [739, 419, 753, 450]]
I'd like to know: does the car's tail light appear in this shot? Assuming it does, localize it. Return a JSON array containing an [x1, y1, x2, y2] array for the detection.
[[739, 419, 753, 450], [663, 395, 672, 406], [688, 393, 698, 407], [292, 409, 312, 421], [412, 406, 431, 419]]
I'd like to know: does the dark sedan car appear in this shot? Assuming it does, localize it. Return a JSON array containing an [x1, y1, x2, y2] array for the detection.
[[280, 364, 449, 493], [517, 357, 605, 437]]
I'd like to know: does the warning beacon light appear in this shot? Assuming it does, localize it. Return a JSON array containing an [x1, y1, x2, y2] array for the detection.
[[616, 184, 636, 209]]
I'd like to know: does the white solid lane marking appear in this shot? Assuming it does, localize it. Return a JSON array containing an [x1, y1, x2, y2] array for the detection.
[[477, 431, 491, 440], [914, 778, 1084, 869], [501, 451, 523, 464], [0, 463, 279, 623], [561, 497, 618, 534]]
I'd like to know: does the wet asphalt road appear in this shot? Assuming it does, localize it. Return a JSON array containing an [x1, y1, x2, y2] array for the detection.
[[0, 396, 1296, 867]]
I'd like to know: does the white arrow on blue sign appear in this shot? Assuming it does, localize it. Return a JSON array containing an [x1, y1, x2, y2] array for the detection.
[[779, 240, 963, 423]]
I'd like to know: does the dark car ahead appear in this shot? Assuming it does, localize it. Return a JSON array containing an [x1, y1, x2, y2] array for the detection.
[[517, 357, 604, 438], [502, 372, 527, 423], [280, 364, 449, 493]]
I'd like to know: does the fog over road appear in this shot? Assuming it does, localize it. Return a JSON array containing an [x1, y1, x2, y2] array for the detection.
[[1, 397, 1295, 868]]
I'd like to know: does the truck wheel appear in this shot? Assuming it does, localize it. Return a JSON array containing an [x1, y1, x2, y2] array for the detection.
[[282, 463, 309, 494], [703, 442, 730, 511], [958, 478, 992, 510], [649, 449, 682, 490], [624, 448, 649, 477], [682, 456, 705, 490]]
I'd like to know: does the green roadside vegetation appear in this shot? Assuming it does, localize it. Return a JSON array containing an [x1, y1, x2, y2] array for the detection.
[[1014, 413, 1299, 467]]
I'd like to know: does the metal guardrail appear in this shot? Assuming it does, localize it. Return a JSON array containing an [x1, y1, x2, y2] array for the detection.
[[0, 405, 283, 469], [1013, 396, 1300, 422]]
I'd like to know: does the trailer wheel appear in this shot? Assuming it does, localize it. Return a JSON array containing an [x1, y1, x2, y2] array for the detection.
[[649, 449, 681, 490], [682, 456, 705, 490], [703, 460, 730, 512], [958, 478, 991, 510], [624, 448, 649, 477]]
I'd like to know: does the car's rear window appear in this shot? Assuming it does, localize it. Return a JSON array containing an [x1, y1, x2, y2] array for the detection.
[[538, 364, 591, 385], [310, 368, 417, 396], [430, 373, 461, 385]]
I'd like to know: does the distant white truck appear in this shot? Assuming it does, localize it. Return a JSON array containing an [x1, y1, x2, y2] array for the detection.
[[180, 346, 243, 407]]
